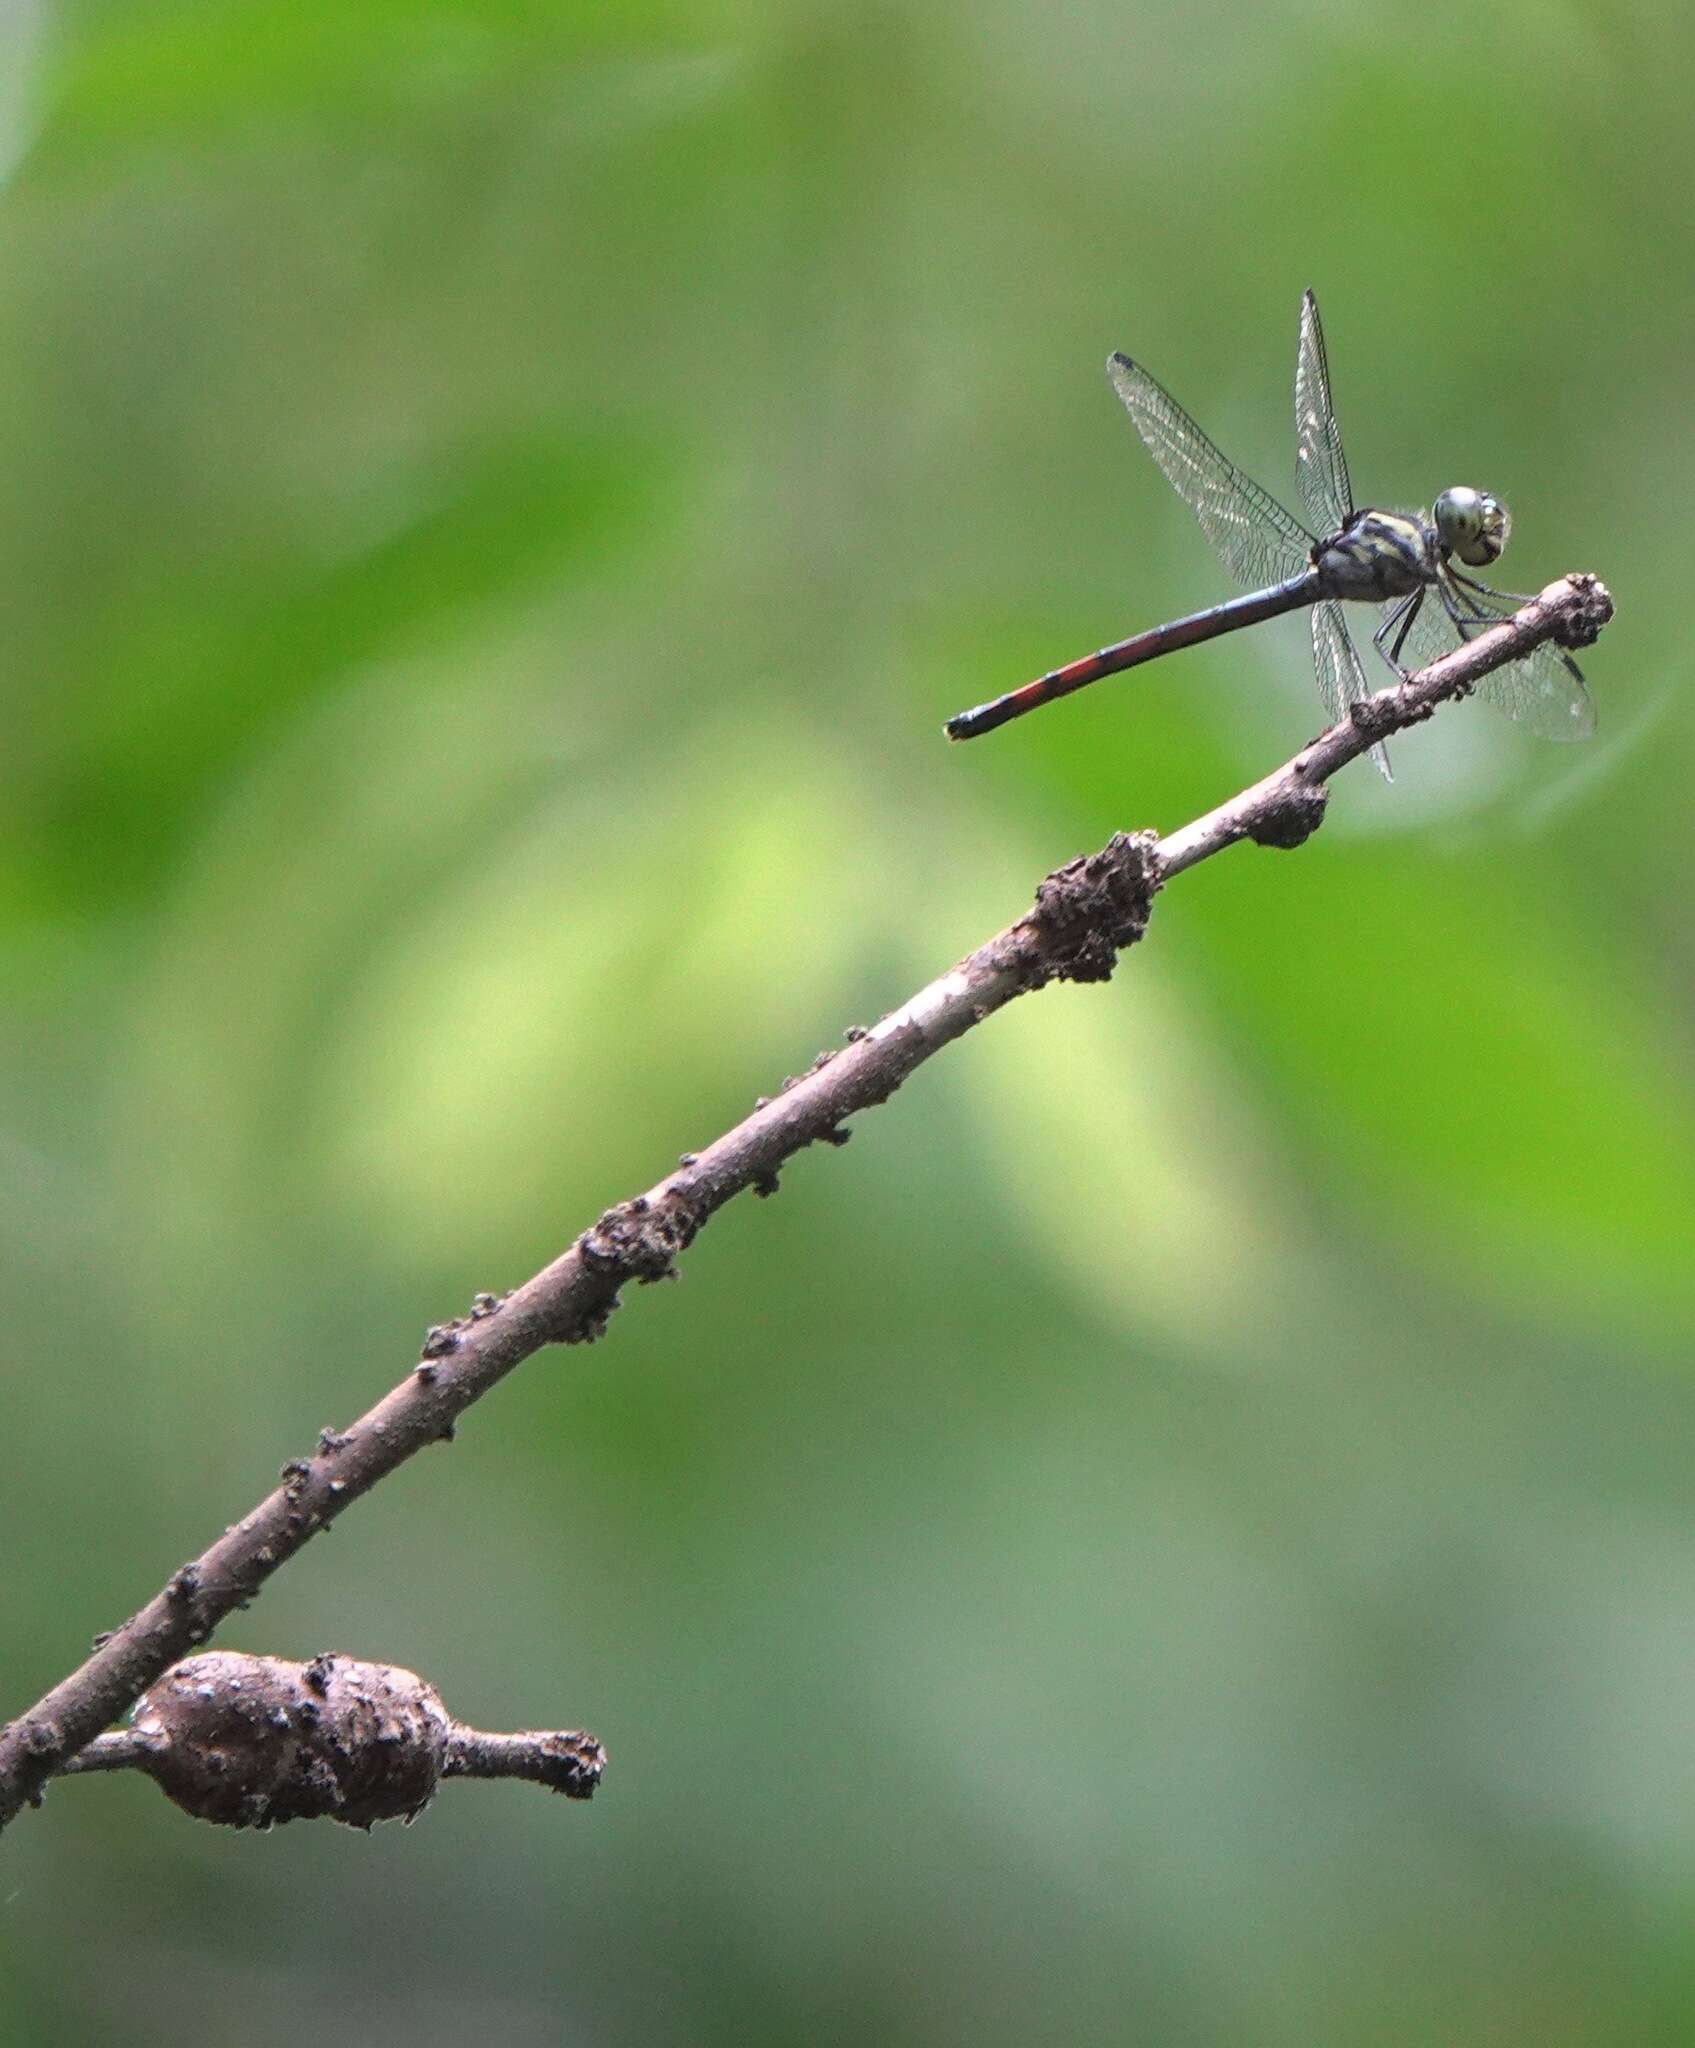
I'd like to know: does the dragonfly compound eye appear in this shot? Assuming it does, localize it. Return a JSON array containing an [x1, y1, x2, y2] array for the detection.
[[1435, 486, 1510, 567], [1473, 491, 1510, 565]]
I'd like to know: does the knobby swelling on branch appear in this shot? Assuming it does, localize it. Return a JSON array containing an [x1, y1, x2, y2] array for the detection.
[[56, 1653, 605, 1831], [0, 574, 1613, 1835]]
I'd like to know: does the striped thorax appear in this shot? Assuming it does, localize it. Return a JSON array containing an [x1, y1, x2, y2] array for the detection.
[[1312, 509, 1436, 603]]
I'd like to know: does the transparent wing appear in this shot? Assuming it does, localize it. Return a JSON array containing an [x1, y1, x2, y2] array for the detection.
[[1384, 581, 1597, 742], [1294, 289, 1354, 537], [1451, 580, 1597, 741], [1312, 599, 1391, 781], [1107, 351, 1314, 593]]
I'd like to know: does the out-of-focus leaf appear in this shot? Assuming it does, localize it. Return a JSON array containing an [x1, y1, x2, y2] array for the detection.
[[46, 0, 718, 150], [14, 432, 663, 908], [1177, 843, 1695, 1332]]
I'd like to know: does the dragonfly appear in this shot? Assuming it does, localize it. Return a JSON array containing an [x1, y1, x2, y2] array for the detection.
[[944, 291, 1595, 777]]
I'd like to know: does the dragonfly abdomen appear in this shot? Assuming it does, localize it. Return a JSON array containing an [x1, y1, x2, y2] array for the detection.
[[944, 570, 1320, 740]]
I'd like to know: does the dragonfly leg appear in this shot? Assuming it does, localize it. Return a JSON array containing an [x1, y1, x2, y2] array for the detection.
[[1373, 590, 1423, 677], [1446, 572, 1587, 683], [1449, 567, 1534, 606], [1436, 580, 1481, 640]]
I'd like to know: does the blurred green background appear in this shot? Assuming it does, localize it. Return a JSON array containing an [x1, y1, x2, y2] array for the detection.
[[2, 0, 1692, 2040]]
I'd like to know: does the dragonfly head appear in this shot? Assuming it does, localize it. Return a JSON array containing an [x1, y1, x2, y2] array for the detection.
[[1433, 486, 1510, 568]]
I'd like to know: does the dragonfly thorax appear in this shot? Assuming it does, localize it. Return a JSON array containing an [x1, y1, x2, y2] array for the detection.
[[1433, 485, 1510, 567], [1311, 508, 1434, 604]]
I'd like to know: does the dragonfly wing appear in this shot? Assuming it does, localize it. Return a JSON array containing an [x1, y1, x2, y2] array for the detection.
[[1384, 582, 1597, 741], [1450, 582, 1598, 741], [1312, 599, 1390, 781], [1476, 641, 1597, 740], [1107, 351, 1314, 592], [1294, 290, 1355, 537]]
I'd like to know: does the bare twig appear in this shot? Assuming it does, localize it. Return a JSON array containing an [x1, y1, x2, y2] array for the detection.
[[0, 574, 1612, 1833], [56, 1729, 161, 1775], [443, 1724, 607, 1797]]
